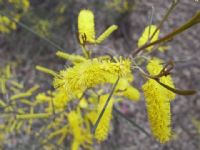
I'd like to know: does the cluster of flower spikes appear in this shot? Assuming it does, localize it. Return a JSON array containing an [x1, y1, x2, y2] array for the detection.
[[34, 8, 181, 148], [34, 9, 141, 149], [0, 0, 30, 33], [136, 22, 177, 143], [0, 8, 180, 149], [0, 63, 40, 147], [35, 51, 140, 147]]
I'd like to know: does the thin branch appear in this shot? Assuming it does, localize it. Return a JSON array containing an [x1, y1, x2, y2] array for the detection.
[[113, 106, 151, 137], [92, 77, 120, 133], [0, 12, 64, 51], [132, 11, 200, 57]]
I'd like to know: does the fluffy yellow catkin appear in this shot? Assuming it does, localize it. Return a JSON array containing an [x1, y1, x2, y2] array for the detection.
[[68, 111, 91, 150], [78, 9, 95, 44], [56, 51, 87, 64], [142, 58, 176, 143], [95, 94, 114, 141], [138, 25, 160, 51], [96, 25, 118, 43], [115, 78, 140, 101], [36, 65, 58, 77], [53, 57, 132, 99]]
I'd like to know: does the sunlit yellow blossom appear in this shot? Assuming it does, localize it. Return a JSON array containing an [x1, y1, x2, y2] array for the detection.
[[115, 78, 140, 101], [146, 58, 176, 100], [138, 25, 160, 51], [36, 65, 58, 77], [68, 111, 83, 141], [10, 81, 24, 89], [78, 9, 118, 44], [96, 25, 118, 43], [95, 94, 114, 141], [54, 57, 132, 99], [68, 111, 92, 149], [78, 9, 95, 44], [56, 51, 87, 64], [142, 58, 176, 143], [0, 64, 12, 94], [52, 89, 69, 109], [0, 16, 12, 33]]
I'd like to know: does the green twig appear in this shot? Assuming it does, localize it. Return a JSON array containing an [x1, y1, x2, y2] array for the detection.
[[92, 77, 120, 133], [149, 0, 179, 43], [132, 11, 200, 57], [113, 106, 150, 137]]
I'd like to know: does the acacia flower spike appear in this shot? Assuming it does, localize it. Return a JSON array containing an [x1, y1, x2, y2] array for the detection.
[[36, 65, 58, 77], [78, 9, 118, 45], [142, 58, 176, 143]]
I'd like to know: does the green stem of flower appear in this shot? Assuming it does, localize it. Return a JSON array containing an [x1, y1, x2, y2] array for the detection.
[[113, 106, 150, 137], [92, 77, 120, 134]]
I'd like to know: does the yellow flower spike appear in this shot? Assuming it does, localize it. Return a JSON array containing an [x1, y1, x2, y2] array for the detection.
[[35, 92, 52, 104], [68, 111, 84, 148], [44, 126, 68, 144], [10, 92, 32, 100], [79, 98, 88, 109], [122, 86, 140, 101], [114, 78, 140, 101], [10, 81, 24, 89], [10, 86, 20, 93], [20, 99, 34, 106], [10, 120, 17, 132], [57, 130, 68, 145], [147, 58, 176, 100], [26, 106, 34, 134], [16, 113, 51, 120], [0, 15, 11, 33], [142, 58, 176, 143], [5, 64, 11, 78], [138, 25, 160, 52], [78, 9, 95, 44], [56, 51, 87, 64], [51, 89, 69, 109], [0, 100, 6, 107], [142, 80, 172, 143], [96, 25, 118, 43], [78, 9, 118, 45], [95, 94, 114, 141], [36, 65, 58, 77], [27, 84, 40, 93], [86, 111, 98, 125], [71, 139, 80, 150], [0, 79, 6, 94], [16, 121, 23, 132], [68, 111, 93, 148], [53, 57, 131, 99]]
